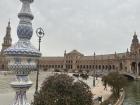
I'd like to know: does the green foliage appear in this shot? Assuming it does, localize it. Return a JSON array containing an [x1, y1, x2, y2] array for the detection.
[[32, 74, 93, 105], [102, 72, 127, 98]]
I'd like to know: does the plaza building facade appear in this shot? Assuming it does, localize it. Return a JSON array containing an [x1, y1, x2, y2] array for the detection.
[[1, 22, 140, 76], [39, 32, 140, 77]]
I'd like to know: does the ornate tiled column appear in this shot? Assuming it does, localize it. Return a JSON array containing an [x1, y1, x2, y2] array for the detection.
[[4, 0, 41, 105]]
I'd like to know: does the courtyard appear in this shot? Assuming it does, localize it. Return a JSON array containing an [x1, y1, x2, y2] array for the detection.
[[0, 71, 111, 105]]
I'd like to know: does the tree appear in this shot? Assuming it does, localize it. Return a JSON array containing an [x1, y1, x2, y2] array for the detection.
[[32, 74, 93, 105], [102, 72, 127, 98], [102, 75, 107, 90]]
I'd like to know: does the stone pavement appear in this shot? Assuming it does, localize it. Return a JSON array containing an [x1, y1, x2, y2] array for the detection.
[[91, 78, 112, 102], [0, 71, 112, 105]]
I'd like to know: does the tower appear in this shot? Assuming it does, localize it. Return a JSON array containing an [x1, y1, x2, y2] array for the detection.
[[130, 32, 140, 54], [1, 21, 12, 55]]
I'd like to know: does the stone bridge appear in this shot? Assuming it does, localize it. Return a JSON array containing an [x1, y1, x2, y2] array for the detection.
[[119, 71, 137, 80]]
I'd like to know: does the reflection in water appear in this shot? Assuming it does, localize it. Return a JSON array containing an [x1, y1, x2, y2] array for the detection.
[[123, 81, 140, 105]]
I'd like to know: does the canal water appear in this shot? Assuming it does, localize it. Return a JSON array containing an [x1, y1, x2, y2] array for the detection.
[[123, 80, 140, 105]]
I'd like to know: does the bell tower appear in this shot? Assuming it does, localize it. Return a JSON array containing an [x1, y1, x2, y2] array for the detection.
[[130, 32, 140, 54], [1, 21, 12, 55]]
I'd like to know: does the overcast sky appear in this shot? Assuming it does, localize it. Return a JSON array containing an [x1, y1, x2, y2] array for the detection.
[[0, 0, 140, 56]]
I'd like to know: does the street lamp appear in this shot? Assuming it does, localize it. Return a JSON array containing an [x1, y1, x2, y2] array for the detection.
[[93, 52, 96, 86], [35, 27, 45, 94], [36, 27, 45, 51]]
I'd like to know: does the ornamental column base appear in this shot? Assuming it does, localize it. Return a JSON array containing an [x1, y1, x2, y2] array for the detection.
[[10, 76, 32, 105]]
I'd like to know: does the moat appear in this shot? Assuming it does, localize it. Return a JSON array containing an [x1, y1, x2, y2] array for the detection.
[[123, 80, 140, 105]]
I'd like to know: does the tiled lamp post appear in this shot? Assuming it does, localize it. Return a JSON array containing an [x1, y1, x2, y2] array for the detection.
[[4, 0, 41, 105]]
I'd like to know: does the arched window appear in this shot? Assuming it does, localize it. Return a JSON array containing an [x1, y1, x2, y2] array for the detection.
[[83, 65, 85, 69], [109, 65, 111, 70], [2, 64, 4, 69], [113, 65, 115, 69], [77, 65, 79, 69]]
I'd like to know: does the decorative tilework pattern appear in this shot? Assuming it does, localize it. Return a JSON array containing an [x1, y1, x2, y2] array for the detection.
[[17, 24, 33, 40], [3, 0, 41, 105], [4, 39, 41, 57]]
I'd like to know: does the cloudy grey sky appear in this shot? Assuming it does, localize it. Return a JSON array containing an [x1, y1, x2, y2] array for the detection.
[[0, 0, 140, 56]]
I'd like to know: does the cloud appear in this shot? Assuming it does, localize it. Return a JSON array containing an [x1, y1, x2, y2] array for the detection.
[[0, 0, 140, 56]]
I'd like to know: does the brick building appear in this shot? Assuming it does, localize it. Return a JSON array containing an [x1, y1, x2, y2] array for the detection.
[[1, 22, 140, 76]]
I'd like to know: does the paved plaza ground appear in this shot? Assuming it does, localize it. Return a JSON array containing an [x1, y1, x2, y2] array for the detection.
[[0, 71, 112, 105]]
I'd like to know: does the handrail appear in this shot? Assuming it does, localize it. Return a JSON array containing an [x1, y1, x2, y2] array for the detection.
[[114, 90, 125, 105]]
